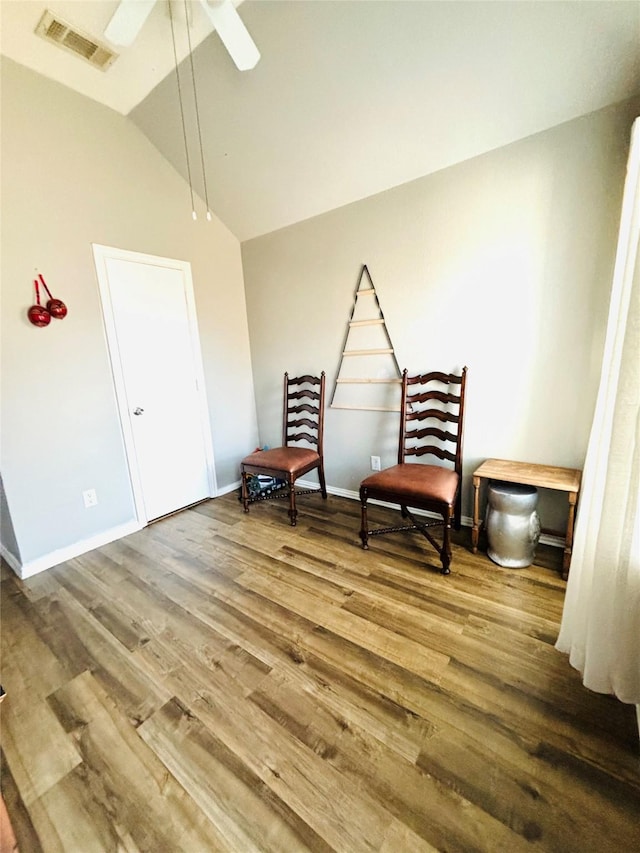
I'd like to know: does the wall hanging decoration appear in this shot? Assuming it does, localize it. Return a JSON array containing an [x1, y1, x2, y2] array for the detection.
[[38, 273, 68, 319], [330, 264, 402, 411], [27, 274, 68, 326], [27, 276, 51, 326]]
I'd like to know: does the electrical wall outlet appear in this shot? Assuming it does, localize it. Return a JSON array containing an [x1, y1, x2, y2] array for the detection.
[[83, 488, 98, 508], [370, 455, 381, 471]]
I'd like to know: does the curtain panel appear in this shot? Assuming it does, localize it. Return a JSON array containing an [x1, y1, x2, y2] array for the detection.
[[556, 118, 640, 706]]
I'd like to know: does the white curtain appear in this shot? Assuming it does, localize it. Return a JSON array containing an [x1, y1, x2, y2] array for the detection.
[[555, 118, 640, 705]]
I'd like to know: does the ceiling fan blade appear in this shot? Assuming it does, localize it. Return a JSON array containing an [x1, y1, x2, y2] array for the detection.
[[199, 0, 260, 71], [105, 0, 158, 47]]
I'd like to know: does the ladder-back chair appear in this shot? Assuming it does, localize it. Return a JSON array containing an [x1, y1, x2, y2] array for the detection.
[[241, 372, 327, 526], [359, 367, 468, 574]]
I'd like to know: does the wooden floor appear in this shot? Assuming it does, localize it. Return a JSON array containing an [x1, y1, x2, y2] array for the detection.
[[1, 492, 638, 852]]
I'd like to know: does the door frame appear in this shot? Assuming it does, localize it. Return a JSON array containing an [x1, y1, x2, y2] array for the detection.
[[92, 243, 217, 525]]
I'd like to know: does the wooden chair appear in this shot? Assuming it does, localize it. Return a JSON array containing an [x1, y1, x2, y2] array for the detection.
[[241, 372, 327, 526], [359, 367, 468, 574]]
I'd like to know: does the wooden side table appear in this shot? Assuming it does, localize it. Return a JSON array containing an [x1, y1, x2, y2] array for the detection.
[[472, 459, 582, 579]]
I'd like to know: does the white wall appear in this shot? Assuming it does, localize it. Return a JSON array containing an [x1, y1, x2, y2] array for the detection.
[[0, 57, 259, 570], [241, 96, 640, 530]]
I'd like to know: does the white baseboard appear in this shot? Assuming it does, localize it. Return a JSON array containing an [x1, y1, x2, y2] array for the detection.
[[0, 543, 22, 575], [297, 479, 565, 549], [7, 520, 143, 580], [216, 479, 241, 497], [3, 482, 239, 580], [2, 478, 566, 580]]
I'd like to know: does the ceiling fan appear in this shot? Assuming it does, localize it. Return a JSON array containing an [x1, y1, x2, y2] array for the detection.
[[104, 0, 260, 70]]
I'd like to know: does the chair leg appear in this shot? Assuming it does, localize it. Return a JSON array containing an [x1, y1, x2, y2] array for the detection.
[[454, 490, 462, 531], [318, 461, 328, 499], [241, 469, 250, 514], [359, 494, 369, 549], [441, 515, 452, 575], [288, 475, 298, 526]]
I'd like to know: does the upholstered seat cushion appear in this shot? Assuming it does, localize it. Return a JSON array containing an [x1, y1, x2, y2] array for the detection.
[[242, 446, 320, 476], [361, 463, 459, 506]]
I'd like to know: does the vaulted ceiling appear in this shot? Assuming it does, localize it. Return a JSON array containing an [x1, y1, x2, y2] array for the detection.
[[3, 1, 639, 240]]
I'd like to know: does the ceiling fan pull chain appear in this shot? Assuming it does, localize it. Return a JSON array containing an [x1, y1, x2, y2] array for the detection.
[[168, 0, 197, 219], [184, 0, 212, 221]]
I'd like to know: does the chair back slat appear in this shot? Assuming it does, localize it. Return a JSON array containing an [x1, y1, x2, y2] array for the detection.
[[287, 403, 320, 417], [287, 417, 319, 432], [289, 374, 320, 386], [406, 425, 459, 444], [408, 446, 457, 463], [288, 389, 321, 402], [407, 389, 461, 405], [406, 370, 463, 387], [286, 430, 317, 445], [405, 409, 459, 424], [398, 367, 468, 474], [283, 372, 326, 451]]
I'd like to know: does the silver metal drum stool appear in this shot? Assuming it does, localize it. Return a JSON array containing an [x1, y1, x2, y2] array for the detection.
[[486, 480, 541, 568]]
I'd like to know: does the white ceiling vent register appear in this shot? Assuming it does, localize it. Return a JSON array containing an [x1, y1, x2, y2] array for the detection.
[[35, 11, 118, 71]]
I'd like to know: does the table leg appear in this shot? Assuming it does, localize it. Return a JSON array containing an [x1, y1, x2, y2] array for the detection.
[[562, 490, 578, 580], [472, 475, 480, 553]]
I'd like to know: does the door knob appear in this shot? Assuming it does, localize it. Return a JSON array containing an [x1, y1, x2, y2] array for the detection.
[[133, 407, 144, 416]]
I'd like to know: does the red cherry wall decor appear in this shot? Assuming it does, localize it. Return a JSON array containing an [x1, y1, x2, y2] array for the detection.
[[39, 274, 68, 320], [27, 274, 68, 327], [27, 277, 50, 326], [27, 301, 51, 327]]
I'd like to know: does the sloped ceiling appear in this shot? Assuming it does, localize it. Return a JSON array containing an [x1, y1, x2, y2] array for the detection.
[[3, 2, 640, 241], [0, 0, 222, 113]]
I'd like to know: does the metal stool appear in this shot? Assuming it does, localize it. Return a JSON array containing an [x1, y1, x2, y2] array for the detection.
[[486, 480, 540, 568]]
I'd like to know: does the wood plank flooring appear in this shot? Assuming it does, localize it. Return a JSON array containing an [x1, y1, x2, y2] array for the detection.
[[1, 492, 639, 852]]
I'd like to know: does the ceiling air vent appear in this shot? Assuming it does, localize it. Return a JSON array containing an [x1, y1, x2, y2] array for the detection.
[[35, 10, 118, 71]]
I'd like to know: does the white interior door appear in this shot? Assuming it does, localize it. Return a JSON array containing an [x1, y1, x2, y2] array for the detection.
[[93, 246, 215, 522]]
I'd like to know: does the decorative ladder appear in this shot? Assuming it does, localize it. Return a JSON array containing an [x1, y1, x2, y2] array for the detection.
[[330, 265, 402, 411]]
